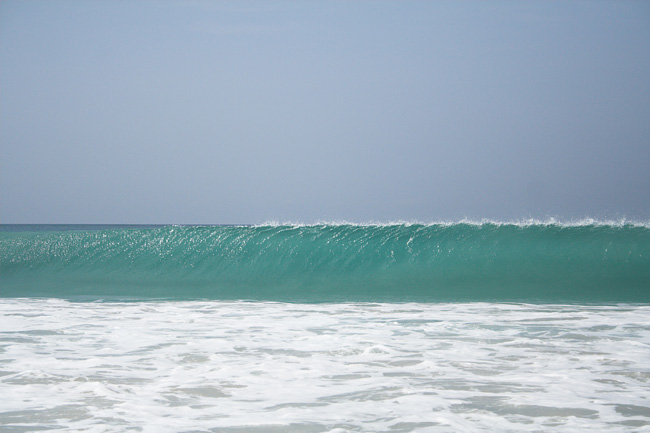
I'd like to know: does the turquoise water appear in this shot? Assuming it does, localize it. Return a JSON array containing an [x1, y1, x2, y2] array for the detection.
[[1, 222, 648, 303], [2, 223, 649, 432]]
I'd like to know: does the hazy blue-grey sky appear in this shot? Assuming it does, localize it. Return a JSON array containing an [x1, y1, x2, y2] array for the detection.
[[1, 1, 649, 224]]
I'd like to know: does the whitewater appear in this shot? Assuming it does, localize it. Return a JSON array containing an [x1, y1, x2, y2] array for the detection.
[[1, 222, 649, 432]]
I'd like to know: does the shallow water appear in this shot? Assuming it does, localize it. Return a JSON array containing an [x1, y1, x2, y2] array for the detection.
[[1, 300, 649, 432]]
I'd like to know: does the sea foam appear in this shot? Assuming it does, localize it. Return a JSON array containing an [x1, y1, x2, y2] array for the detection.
[[1, 300, 648, 432]]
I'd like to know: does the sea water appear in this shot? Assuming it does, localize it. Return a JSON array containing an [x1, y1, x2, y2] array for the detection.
[[1, 223, 649, 432]]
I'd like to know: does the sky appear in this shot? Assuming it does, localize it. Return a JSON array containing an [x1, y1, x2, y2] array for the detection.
[[1, 1, 649, 224]]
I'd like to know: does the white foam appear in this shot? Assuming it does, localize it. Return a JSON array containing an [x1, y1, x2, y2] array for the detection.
[[253, 217, 650, 228], [1, 300, 649, 432]]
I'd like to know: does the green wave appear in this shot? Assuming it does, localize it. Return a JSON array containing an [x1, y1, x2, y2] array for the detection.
[[1, 223, 648, 303]]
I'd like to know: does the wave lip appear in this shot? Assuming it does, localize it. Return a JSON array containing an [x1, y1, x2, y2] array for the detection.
[[254, 217, 650, 228], [1, 222, 648, 303]]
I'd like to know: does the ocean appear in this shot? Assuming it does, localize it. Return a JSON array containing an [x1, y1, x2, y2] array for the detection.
[[1, 222, 649, 432]]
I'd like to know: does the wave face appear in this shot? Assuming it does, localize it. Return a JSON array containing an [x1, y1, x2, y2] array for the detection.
[[1, 223, 648, 302]]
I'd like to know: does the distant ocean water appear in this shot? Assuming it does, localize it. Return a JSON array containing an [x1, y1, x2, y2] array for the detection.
[[1, 222, 649, 432]]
